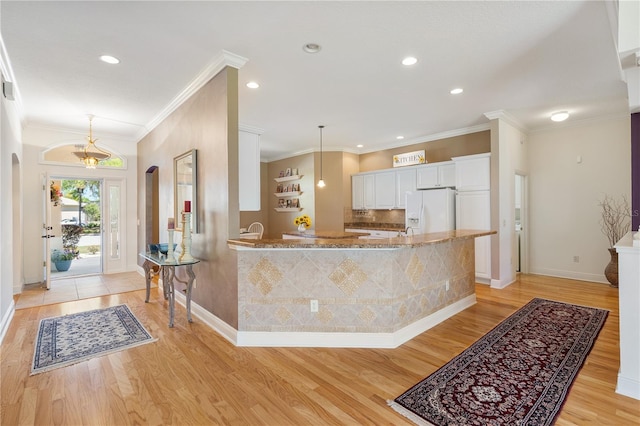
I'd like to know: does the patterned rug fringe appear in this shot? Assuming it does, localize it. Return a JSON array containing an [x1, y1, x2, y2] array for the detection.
[[387, 400, 435, 426]]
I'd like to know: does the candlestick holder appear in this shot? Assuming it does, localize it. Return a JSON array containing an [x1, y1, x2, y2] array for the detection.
[[179, 211, 194, 262], [166, 229, 176, 263]]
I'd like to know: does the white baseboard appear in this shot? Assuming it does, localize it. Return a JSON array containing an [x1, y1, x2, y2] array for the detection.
[[530, 267, 607, 284], [173, 291, 237, 346], [0, 300, 15, 345], [491, 277, 516, 289], [617, 374, 640, 400]]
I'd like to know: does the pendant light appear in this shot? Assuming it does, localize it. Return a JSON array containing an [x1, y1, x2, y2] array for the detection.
[[72, 115, 111, 168], [317, 125, 326, 188]]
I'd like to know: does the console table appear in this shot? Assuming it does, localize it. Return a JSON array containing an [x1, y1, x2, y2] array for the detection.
[[139, 252, 200, 327]]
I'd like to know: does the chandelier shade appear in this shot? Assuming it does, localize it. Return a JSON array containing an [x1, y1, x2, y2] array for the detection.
[[72, 115, 111, 168]]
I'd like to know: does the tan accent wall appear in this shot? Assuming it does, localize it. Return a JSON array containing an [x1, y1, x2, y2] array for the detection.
[[315, 151, 346, 231], [359, 131, 490, 172], [267, 153, 315, 238], [137, 67, 240, 328]]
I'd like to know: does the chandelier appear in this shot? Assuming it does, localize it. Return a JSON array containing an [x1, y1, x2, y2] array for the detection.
[[73, 115, 111, 168]]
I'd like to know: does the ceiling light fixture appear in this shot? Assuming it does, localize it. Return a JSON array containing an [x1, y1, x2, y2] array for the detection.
[[402, 57, 417, 66], [450, 88, 463, 95], [550, 111, 570, 122], [317, 125, 326, 188], [99, 55, 120, 64], [246, 81, 260, 89], [396, 136, 405, 140], [303, 43, 321, 53], [356, 144, 364, 148], [73, 115, 111, 168]]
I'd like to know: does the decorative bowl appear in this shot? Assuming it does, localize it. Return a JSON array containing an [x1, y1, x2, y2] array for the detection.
[[148, 243, 177, 255]]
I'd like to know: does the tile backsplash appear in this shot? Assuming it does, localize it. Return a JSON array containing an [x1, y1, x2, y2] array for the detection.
[[344, 208, 405, 226]]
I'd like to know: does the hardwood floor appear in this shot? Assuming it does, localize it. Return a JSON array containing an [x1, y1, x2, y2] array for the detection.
[[2, 274, 638, 425]]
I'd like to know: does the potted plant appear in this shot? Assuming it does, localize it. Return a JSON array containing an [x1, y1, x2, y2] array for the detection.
[[598, 195, 631, 287], [51, 249, 76, 272]]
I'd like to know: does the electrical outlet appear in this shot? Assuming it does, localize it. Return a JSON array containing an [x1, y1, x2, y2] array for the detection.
[[310, 299, 319, 312], [445, 280, 450, 291], [193, 278, 197, 289], [573, 256, 580, 263]]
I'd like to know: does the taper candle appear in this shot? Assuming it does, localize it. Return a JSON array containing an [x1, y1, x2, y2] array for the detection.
[[168, 217, 175, 229], [184, 200, 191, 212]]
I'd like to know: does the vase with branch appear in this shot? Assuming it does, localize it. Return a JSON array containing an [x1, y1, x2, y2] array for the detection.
[[598, 195, 631, 287]]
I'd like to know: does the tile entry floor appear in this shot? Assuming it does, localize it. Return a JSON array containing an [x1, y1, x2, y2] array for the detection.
[[15, 272, 156, 309]]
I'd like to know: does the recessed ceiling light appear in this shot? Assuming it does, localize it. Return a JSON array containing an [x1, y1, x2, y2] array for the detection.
[[356, 144, 363, 148], [396, 136, 405, 140], [303, 43, 321, 53], [551, 111, 570, 122], [450, 88, 463, 95], [99, 55, 120, 64], [402, 57, 417, 66], [246, 81, 259, 89]]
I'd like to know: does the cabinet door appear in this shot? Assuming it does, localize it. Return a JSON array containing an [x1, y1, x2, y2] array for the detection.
[[454, 154, 490, 191], [416, 165, 439, 189], [351, 175, 364, 209], [456, 191, 491, 280], [438, 163, 456, 187], [363, 174, 376, 209], [374, 171, 396, 209], [239, 130, 261, 211], [395, 168, 417, 208]]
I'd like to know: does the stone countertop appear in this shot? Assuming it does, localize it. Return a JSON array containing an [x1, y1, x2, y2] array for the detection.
[[344, 222, 405, 231], [228, 229, 495, 249], [282, 230, 370, 239]]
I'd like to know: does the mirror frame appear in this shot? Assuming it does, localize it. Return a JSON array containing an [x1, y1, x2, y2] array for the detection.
[[174, 149, 197, 232]]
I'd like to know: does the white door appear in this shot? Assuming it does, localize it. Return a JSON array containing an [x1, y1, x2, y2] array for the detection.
[[43, 175, 63, 289], [103, 179, 126, 273]]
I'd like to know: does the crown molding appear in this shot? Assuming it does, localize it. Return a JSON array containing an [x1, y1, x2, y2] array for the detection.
[[239, 124, 265, 135], [484, 110, 528, 132], [136, 50, 248, 142], [529, 111, 631, 134]]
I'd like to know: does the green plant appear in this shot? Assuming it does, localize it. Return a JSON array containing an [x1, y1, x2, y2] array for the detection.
[[51, 249, 76, 262], [61, 224, 83, 257], [598, 195, 631, 247], [88, 245, 100, 254]]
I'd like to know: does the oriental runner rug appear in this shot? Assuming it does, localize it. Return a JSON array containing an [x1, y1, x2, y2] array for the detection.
[[31, 304, 157, 375], [389, 298, 608, 426]]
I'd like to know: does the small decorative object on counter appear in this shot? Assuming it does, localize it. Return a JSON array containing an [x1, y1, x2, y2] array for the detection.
[[179, 211, 194, 262], [294, 215, 312, 232]]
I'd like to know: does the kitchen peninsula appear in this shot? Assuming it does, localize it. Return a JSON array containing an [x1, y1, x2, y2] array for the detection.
[[228, 229, 494, 348]]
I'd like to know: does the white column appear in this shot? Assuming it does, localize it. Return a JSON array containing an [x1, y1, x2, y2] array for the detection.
[[614, 231, 640, 400]]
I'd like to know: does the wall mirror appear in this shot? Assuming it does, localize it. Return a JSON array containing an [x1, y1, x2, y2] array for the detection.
[[174, 149, 197, 232]]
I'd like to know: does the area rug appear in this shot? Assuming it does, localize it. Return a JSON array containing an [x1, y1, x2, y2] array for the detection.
[[389, 298, 608, 426], [31, 304, 157, 375]]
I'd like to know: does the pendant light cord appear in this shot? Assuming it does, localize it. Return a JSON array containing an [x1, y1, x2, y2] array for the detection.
[[319, 125, 324, 180]]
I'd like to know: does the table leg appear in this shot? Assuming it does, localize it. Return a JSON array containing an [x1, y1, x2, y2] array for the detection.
[[161, 267, 170, 300], [185, 265, 195, 323], [166, 266, 176, 327], [142, 260, 151, 303]]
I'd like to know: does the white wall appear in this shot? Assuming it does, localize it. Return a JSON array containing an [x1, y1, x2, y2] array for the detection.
[[0, 79, 23, 343], [21, 126, 138, 285], [528, 115, 631, 283]]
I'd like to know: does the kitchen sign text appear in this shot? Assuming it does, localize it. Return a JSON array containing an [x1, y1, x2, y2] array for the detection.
[[393, 150, 426, 167]]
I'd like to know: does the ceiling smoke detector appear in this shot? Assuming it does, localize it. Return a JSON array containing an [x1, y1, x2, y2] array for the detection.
[[303, 43, 321, 53]]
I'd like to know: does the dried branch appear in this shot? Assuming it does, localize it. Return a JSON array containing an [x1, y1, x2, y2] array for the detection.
[[598, 195, 631, 247]]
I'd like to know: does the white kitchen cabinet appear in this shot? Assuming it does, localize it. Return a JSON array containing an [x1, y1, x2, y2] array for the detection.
[[345, 228, 398, 239], [363, 174, 376, 209], [452, 153, 490, 191], [374, 171, 396, 209], [416, 162, 456, 189], [395, 168, 417, 208], [456, 190, 491, 281], [239, 130, 261, 211]]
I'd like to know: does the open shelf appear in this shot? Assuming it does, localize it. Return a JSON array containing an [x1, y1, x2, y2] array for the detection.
[[274, 208, 303, 212], [274, 175, 302, 183], [273, 191, 302, 198]]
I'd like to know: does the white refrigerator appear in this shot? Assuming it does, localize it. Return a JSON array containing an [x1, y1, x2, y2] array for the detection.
[[405, 188, 456, 234]]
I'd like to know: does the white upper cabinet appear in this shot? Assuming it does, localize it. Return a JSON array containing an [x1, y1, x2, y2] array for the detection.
[[416, 162, 456, 189], [352, 175, 365, 209], [363, 174, 376, 209], [239, 130, 261, 211], [452, 153, 491, 191], [395, 168, 417, 208], [374, 171, 396, 209]]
